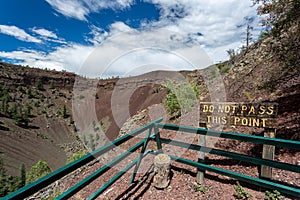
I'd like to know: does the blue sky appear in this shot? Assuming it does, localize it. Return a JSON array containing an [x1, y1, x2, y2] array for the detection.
[[0, 0, 261, 77]]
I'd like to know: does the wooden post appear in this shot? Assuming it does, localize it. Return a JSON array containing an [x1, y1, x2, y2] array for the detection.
[[197, 122, 207, 185], [261, 128, 276, 179], [153, 154, 171, 189]]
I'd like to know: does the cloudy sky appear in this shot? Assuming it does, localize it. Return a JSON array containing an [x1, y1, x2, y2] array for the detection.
[[0, 0, 262, 77]]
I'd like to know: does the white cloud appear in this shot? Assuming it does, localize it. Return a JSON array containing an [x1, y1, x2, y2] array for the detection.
[[78, 22, 212, 78], [45, 0, 134, 21], [109, 22, 135, 34], [85, 25, 108, 45], [0, 25, 42, 43], [145, 0, 261, 61], [31, 27, 67, 44], [0, 43, 93, 72], [0, 1, 262, 77], [31, 27, 58, 38]]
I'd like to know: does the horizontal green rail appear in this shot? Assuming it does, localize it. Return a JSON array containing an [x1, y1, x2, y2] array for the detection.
[[3, 118, 299, 199], [88, 149, 154, 200], [56, 140, 145, 199], [160, 153, 300, 197], [154, 137, 300, 173], [154, 122, 300, 197], [156, 123, 300, 150], [3, 118, 162, 200]]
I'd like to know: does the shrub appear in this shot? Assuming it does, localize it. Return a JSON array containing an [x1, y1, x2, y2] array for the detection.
[[265, 190, 284, 200], [194, 184, 207, 194], [26, 161, 51, 185], [164, 80, 199, 116], [217, 63, 231, 74], [66, 151, 86, 164], [234, 181, 251, 199]]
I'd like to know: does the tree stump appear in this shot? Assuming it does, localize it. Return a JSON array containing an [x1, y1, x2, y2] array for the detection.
[[153, 154, 171, 189]]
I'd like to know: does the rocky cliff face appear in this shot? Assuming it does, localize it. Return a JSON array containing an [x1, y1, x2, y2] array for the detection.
[[0, 63, 79, 175]]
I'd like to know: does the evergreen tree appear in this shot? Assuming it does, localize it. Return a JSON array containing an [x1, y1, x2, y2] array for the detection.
[[0, 155, 5, 181], [62, 105, 67, 118], [23, 106, 30, 127], [19, 164, 26, 188], [1, 96, 9, 115], [13, 107, 29, 127], [26, 86, 32, 99], [36, 79, 44, 91], [10, 103, 17, 119], [1, 87, 9, 97], [6, 175, 20, 194], [1, 88, 10, 115], [245, 24, 253, 48], [0, 153, 22, 197], [0, 154, 8, 197], [49, 80, 55, 89]]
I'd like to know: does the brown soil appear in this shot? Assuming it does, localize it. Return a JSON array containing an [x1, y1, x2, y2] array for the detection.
[[56, 129, 299, 200]]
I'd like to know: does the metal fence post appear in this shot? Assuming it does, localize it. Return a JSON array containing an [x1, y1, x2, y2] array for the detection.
[[130, 126, 152, 184], [197, 122, 207, 185], [154, 123, 163, 153]]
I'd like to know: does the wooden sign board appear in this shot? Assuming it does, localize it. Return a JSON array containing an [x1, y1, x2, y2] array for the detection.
[[199, 102, 278, 180], [199, 102, 278, 128]]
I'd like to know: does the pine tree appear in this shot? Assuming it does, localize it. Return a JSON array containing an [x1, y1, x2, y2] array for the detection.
[[246, 24, 253, 48], [10, 103, 17, 119], [0, 155, 5, 179], [62, 105, 67, 118], [23, 108, 29, 127], [1, 88, 10, 115], [26, 86, 32, 99], [49, 80, 55, 89], [36, 79, 44, 91], [19, 164, 26, 188], [1, 96, 9, 115], [0, 154, 8, 197]]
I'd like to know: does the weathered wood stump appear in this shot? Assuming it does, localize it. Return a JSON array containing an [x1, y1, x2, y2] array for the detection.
[[153, 154, 171, 189]]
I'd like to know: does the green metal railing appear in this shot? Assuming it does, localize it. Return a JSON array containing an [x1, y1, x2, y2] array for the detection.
[[2, 118, 163, 200], [152, 123, 300, 197], [2, 118, 300, 199]]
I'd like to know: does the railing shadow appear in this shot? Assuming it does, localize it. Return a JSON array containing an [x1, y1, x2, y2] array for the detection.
[[115, 165, 154, 200]]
